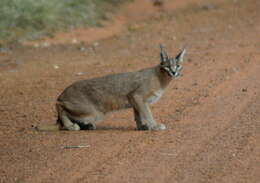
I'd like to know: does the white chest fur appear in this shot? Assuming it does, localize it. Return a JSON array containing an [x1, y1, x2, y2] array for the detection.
[[146, 90, 164, 104]]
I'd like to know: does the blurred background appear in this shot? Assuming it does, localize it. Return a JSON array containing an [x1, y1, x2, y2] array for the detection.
[[0, 0, 128, 45]]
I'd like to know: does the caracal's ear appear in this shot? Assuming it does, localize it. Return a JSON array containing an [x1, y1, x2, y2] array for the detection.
[[160, 44, 169, 64], [175, 49, 186, 64]]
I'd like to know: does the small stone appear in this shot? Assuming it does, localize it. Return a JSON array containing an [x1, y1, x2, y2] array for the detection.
[[153, 0, 163, 6], [53, 64, 59, 69], [242, 88, 247, 92], [201, 4, 216, 10], [42, 42, 50, 47], [187, 58, 192, 62], [80, 47, 86, 52], [128, 24, 141, 32], [72, 39, 79, 44], [34, 43, 40, 48], [76, 72, 84, 76], [93, 42, 99, 47]]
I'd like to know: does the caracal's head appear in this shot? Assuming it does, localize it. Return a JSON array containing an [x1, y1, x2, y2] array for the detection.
[[159, 45, 186, 77]]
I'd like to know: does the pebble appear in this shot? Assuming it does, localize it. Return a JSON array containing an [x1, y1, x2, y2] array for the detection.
[[53, 64, 59, 69], [42, 42, 50, 48], [76, 72, 84, 76], [72, 39, 79, 44], [93, 42, 99, 47]]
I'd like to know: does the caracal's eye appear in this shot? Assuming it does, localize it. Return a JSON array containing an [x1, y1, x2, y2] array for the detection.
[[177, 65, 182, 70]]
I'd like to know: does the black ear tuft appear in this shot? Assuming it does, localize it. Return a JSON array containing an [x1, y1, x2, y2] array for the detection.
[[175, 49, 186, 64], [160, 44, 169, 64]]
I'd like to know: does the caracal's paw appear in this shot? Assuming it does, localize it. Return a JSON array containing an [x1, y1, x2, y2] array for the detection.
[[80, 123, 97, 130], [66, 123, 80, 131], [151, 123, 166, 131], [137, 123, 166, 131], [137, 124, 150, 130]]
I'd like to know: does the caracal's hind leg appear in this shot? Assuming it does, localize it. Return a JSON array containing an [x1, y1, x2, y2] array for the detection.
[[129, 93, 166, 131], [56, 103, 80, 131], [70, 111, 104, 130]]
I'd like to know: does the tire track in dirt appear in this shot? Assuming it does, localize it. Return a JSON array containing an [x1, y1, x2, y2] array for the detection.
[[172, 97, 260, 183]]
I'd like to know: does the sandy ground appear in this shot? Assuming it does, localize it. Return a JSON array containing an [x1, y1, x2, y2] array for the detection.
[[0, 0, 259, 182]]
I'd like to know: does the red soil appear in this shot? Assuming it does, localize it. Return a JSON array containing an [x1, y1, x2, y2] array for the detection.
[[0, 0, 259, 182]]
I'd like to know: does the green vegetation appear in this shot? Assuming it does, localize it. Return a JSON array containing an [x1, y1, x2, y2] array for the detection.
[[0, 0, 126, 45]]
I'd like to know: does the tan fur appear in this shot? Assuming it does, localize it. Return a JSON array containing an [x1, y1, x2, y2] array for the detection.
[[36, 46, 186, 131]]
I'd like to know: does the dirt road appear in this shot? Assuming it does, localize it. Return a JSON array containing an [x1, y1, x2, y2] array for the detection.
[[0, 0, 259, 182]]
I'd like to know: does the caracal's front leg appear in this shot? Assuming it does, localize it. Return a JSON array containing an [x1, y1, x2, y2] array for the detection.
[[133, 108, 144, 130], [129, 94, 166, 130]]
